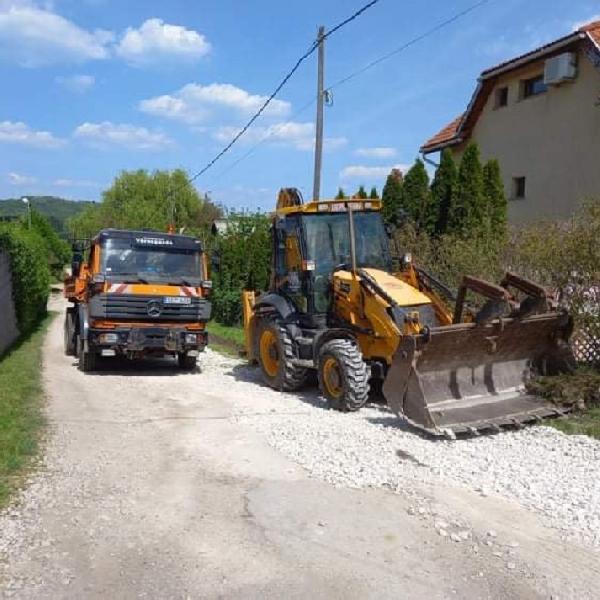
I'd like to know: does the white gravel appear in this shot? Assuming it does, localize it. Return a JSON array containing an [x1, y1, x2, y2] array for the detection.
[[204, 352, 600, 550]]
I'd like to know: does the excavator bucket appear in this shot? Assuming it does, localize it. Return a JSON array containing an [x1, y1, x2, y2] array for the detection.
[[383, 311, 575, 437]]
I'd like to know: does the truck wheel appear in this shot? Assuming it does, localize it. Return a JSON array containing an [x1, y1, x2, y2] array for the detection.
[[256, 319, 307, 391], [63, 312, 76, 356], [77, 336, 97, 373], [318, 339, 370, 412], [178, 352, 197, 371]]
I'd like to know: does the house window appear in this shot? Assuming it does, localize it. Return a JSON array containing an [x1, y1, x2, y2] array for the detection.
[[494, 86, 508, 108], [512, 177, 526, 199], [521, 75, 547, 98]]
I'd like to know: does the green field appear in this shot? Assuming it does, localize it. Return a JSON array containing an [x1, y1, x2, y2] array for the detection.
[[0, 314, 53, 506]]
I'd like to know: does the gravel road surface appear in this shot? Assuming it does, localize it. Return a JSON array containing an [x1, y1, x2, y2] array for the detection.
[[0, 297, 598, 598]]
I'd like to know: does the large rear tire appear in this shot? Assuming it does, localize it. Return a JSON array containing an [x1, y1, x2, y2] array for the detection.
[[256, 318, 307, 391], [318, 339, 370, 411], [77, 335, 97, 373]]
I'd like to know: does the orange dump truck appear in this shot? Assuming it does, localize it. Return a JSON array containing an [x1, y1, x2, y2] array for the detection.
[[64, 228, 212, 371]]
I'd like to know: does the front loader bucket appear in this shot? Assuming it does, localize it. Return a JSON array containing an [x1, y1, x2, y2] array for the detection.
[[383, 312, 575, 437]]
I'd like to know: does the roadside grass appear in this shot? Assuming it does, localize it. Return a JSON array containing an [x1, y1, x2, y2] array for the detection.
[[528, 368, 600, 440], [0, 313, 54, 506], [207, 321, 245, 357], [549, 408, 600, 439]]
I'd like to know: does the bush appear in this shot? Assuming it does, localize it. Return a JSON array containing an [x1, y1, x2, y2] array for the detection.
[[0, 226, 51, 335], [212, 213, 271, 325], [393, 200, 600, 339]]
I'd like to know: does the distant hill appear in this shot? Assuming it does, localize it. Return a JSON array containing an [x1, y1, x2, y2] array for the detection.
[[0, 196, 94, 237]]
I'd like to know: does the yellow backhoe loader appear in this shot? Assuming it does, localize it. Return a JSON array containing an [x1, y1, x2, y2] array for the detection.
[[242, 189, 575, 437]]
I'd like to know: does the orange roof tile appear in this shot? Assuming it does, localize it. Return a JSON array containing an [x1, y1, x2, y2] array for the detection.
[[579, 19, 600, 45], [420, 115, 463, 152]]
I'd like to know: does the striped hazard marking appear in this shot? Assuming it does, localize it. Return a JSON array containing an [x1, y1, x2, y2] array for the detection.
[[107, 284, 198, 297]]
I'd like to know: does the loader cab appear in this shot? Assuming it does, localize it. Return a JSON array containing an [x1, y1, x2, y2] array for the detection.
[[273, 200, 392, 318]]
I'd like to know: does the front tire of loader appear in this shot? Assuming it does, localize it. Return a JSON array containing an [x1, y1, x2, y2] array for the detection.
[[256, 318, 307, 391], [77, 336, 97, 373], [318, 339, 369, 412]]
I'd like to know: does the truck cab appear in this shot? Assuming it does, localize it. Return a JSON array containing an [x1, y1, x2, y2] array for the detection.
[[64, 229, 212, 371]]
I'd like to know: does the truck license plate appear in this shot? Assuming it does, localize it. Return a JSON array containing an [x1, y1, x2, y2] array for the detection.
[[164, 296, 192, 305]]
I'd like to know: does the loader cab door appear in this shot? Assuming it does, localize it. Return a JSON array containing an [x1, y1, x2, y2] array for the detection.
[[273, 215, 308, 313]]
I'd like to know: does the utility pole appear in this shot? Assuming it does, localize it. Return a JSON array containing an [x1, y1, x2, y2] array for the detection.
[[312, 26, 325, 202]]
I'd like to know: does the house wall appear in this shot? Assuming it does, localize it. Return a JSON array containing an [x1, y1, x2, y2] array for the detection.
[[452, 50, 600, 223], [0, 252, 19, 355]]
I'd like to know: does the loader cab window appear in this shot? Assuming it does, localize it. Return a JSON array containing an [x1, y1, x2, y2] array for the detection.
[[303, 211, 392, 274], [303, 211, 392, 313]]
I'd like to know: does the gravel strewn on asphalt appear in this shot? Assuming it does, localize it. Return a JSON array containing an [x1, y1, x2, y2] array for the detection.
[[201, 351, 600, 550]]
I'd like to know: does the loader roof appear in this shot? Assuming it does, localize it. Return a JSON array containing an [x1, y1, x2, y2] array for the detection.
[[277, 198, 383, 216], [93, 229, 203, 251]]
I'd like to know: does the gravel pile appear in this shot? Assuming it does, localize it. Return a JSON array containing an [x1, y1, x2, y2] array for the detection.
[[203, 351, 600, 549]]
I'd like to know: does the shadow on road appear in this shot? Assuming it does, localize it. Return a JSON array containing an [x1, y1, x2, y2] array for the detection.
[[74, 355, 202, 377]]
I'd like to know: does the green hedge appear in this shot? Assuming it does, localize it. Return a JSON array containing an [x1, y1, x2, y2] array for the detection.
[[0, 226, 51, 335], [212, 213, 271, 325]]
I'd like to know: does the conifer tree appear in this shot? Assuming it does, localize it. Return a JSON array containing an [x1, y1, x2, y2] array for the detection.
[[335, 187, 346, 199], [381, 168, 403, 225], [430, 148, 458, 236], [450, 143, 485, 236], [400, 159, 430, 229], [483, 159, 507, 238], [356, 185, 368, 199], [369, 186, 379, 199]]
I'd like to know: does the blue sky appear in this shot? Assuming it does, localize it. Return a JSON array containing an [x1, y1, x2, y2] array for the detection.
[[1, 0, 598, 211]]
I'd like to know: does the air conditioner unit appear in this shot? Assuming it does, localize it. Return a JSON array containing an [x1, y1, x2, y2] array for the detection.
[[544, 52, 577, 85]]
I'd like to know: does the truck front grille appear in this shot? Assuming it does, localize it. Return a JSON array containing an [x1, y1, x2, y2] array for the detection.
[[89, 294, 211, 322]]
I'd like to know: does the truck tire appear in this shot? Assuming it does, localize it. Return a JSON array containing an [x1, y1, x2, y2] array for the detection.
[[256, 318, 307, 391], [178, 352, 197, 371], [77, 335, 98, 373], [318, 339, 370, 412], [63, 311, 76, 356]]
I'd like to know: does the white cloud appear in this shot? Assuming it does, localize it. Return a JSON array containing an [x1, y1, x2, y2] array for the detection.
[[0, 2, 113, 67], [7, 171, 36, 185], [139, 82, 290, 124], [0, 120, 65, 147], [355, 147, 397, 159], [340, 164, 408, 180], [214, 121, 346, 152], [73, 121, 173, 150], [53, 177, 98, 187], [55, 74, 95, 93], [573, 14, 600, 30], [116, 18, 210, 66]]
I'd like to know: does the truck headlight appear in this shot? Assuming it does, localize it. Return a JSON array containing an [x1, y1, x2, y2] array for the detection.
[[185, 333, 198, 344], [98, 333, 119, 344]]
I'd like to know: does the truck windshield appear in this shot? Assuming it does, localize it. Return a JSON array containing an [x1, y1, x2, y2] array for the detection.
[[100, 238, 202, 284], [303, 211, 392, 274]]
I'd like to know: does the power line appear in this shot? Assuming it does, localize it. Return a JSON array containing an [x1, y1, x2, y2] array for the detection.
[[207, 0, 493, 185], [186, 0, 381, 186], [326, 0, 493, 93], [146, 0, 382, 225]]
